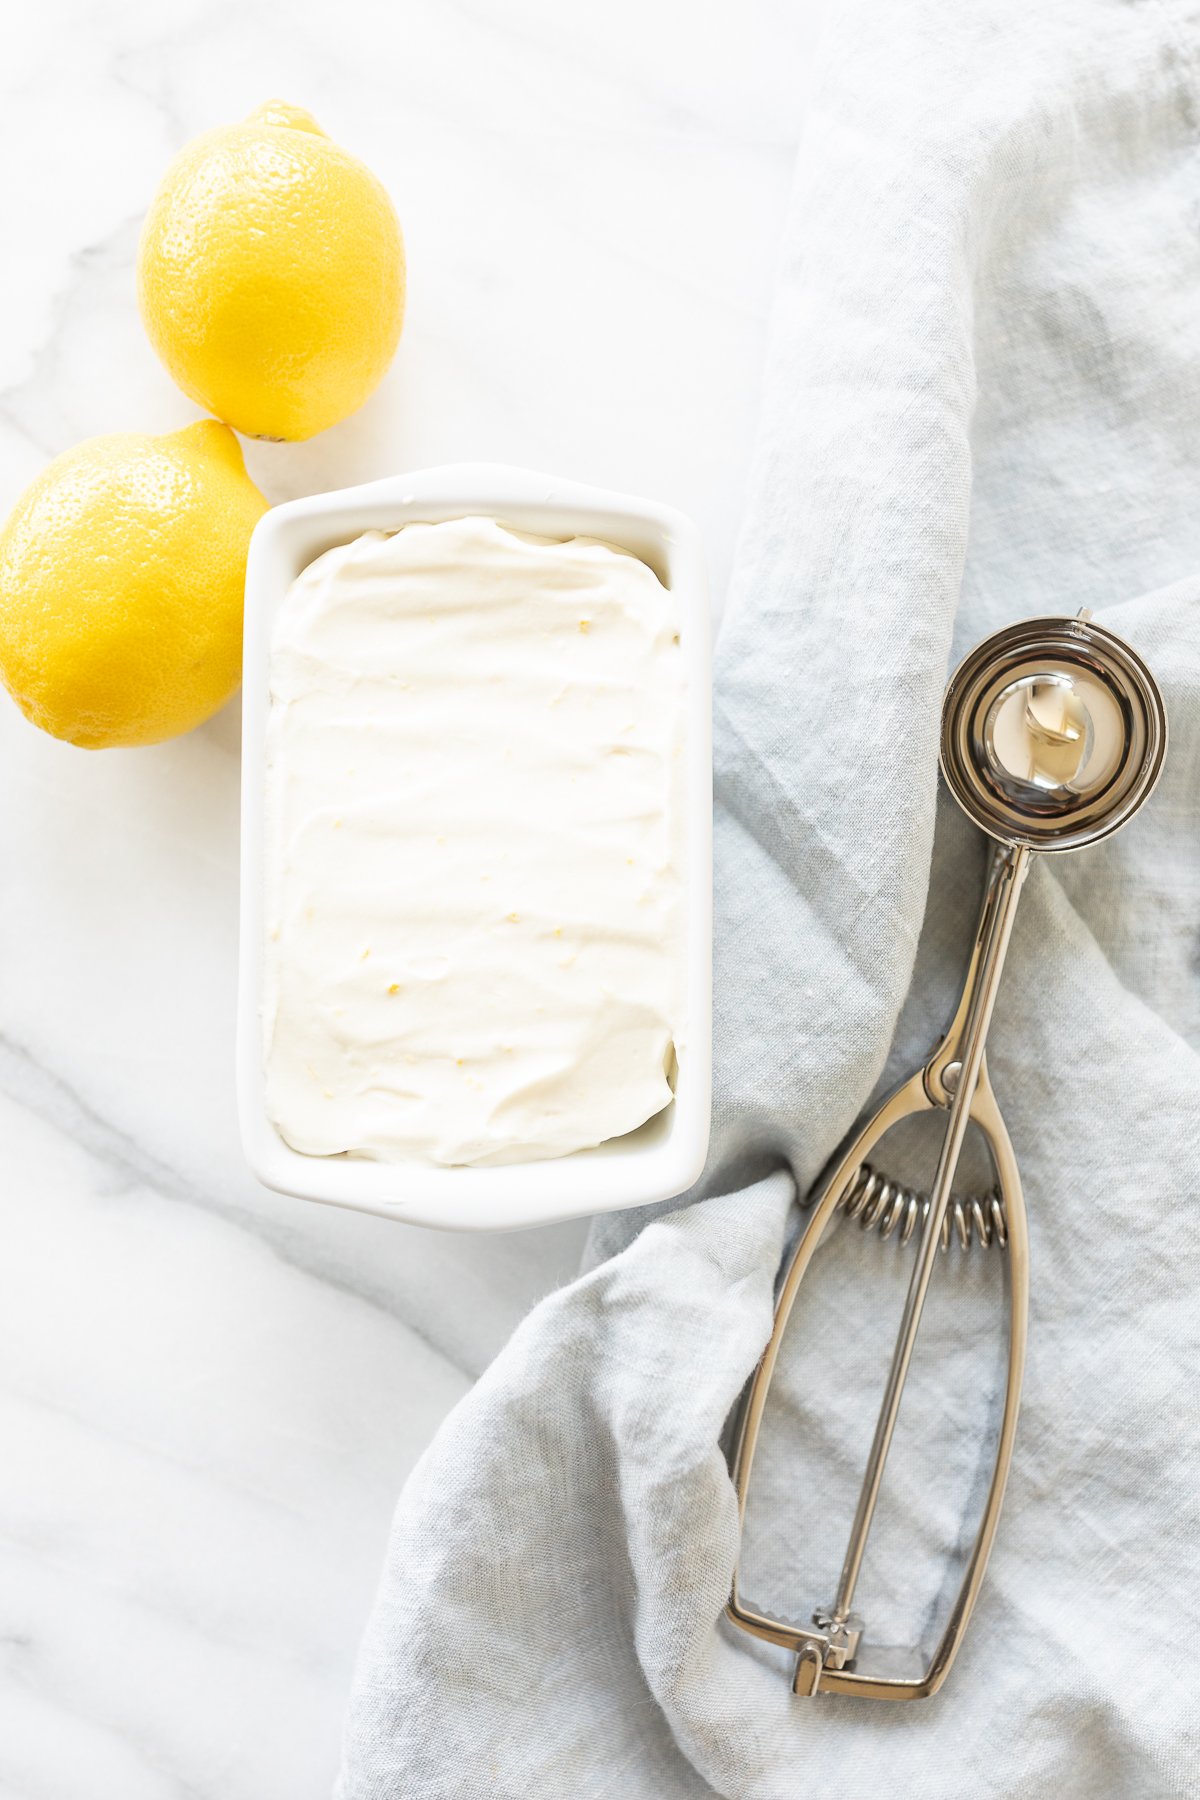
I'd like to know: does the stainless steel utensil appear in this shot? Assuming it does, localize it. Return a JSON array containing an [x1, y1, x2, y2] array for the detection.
[[726, 611, 1167, 1700]]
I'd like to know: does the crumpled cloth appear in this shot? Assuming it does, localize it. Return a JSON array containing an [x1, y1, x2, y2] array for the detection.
[[338, 2, 1200, 1793]]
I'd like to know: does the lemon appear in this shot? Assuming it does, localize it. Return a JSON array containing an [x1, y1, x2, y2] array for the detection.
[[0, 421, 268, 749], [138, 102, 405, 441]]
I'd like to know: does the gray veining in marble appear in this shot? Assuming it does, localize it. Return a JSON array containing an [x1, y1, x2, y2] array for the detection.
[[0, 2, 818, 1791]]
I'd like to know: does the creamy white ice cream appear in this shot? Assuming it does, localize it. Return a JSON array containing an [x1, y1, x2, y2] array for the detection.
[[262, 515, 687, 1166]]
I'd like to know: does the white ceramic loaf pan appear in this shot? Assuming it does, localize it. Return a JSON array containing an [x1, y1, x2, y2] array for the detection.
[[237, 464, 712, 1231]]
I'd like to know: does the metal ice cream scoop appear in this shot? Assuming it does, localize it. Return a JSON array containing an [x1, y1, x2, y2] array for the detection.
[[727, 611, 1167, 1700]]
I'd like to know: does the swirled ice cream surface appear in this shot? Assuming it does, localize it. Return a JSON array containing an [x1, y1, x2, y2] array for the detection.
[[263, 516, 686, 1167]]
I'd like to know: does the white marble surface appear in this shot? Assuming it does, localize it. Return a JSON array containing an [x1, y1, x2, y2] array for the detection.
[[0, 3, 819, 1792]]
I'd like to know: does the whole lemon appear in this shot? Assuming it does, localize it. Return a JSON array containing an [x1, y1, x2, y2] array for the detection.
[[138, 102, 405, 441], [0, 421, 268, 748]]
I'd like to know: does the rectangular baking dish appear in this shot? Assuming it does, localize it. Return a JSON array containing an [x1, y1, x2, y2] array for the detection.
[[237, 463, 712, 1231]]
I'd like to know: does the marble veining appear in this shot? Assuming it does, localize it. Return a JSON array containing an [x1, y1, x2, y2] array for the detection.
[[0, 1, 816, 1792]]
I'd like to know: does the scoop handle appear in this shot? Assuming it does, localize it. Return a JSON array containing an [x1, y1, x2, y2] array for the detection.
[[827, 842, 1031, 1623]]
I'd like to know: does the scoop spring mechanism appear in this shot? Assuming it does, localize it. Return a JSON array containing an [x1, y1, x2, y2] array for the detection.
[[834, 1162, 1008, 1252]]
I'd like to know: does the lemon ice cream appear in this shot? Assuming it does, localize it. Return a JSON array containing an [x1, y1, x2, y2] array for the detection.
[[262, 516, 687, 1166]]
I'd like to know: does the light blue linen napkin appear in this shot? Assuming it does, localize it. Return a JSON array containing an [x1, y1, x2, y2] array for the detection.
[[340, 1, 1200, 1791]]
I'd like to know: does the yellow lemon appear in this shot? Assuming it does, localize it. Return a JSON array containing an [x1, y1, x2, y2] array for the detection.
[[0, 421, 268, 748], [138, 102, 405, 441]]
